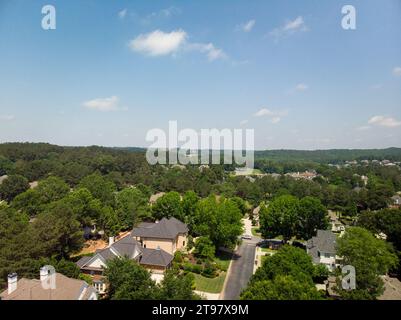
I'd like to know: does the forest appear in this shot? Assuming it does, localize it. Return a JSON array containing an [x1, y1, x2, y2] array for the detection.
[[0, 142, 400, 299]]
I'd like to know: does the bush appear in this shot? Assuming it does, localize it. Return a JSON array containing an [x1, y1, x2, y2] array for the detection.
[[79, 273, 93, 285], [201, 261, 217, 278], [182, 263, 202, 274], [194, 236, 215, 261], [174, 251, 183, 263]]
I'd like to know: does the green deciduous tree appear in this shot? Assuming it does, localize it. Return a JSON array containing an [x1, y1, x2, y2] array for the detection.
[[194, 236, 215, 260], [158, 269, 199, 300], [260, 195, 299, 242], [297, 196, 329, 240], [79, 173, 116, 207], [104, 257, 158, 300], [116, 188, 150, 229], [241, 275, 322, 300], [336, 227, 398, 300], [0, 174, 29, 202], [241, 246, 322, 300], [152, 191, 183, 221], [193, 196, 243, 249]]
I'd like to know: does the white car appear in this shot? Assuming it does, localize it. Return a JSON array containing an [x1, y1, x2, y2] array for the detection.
[[242, 234, 252, 240]]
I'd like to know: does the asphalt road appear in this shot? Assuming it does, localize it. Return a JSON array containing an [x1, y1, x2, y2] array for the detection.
[[222, 237, 258, 300]]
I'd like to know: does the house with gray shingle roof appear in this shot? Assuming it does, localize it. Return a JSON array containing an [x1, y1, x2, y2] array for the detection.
[[76, 217, 188, 294], [391, 195, 401, 208], [131, 217, 188, 255], [306, 230, 341, 271]]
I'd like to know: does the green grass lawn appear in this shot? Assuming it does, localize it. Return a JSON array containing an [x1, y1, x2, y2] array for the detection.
[[193, 272, 227, 293], [214, 251, 233, 271], [260, 247, 275, 253]]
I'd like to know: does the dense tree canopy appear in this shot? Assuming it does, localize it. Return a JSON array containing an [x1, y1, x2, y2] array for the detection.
[[241, 246, 323, 300], [336, 227, 398, 300]]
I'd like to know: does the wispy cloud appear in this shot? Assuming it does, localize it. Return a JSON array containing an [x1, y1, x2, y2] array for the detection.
[[393, 66, 401, 77], [0, 115, 15, 121], [295, 83, 309, 91], [269, 16, 308, 40], [118, 8, 127, 19], [83, 96, 121, 112], [129, 29, 227, 61], [240, 120, 248, 126], [141, 6, 181, 25], [368, 115, 401, 128], [237, 19, 256, 32], [253, 108, 288, 123], [185, 42, 227, 61]]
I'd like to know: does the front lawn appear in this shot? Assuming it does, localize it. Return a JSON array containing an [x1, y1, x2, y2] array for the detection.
[[214, 251, 233, 271], [193, 272, 227, 293]]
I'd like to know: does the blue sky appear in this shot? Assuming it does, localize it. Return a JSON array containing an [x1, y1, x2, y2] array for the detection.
[[0, 0, 400, 150]]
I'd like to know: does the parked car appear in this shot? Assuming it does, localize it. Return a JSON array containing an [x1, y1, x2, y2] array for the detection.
[[242, 234, 252, 240]]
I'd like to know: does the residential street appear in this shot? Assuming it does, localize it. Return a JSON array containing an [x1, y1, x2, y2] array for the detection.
[[221, 218, 260, 300]]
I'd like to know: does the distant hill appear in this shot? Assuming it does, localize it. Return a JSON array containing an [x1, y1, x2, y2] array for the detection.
[[254, 148, 401, 164]]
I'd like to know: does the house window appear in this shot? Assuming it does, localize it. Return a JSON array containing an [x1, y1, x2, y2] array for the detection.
[[183, 241, 185, 247]]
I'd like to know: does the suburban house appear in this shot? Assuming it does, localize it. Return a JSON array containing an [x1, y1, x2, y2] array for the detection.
[[0, 267, 97, 300], [131, 217, 188, 255], [391, 195, 401, 208], [306, 230, 341, 271], [76, 217, 188, 294], [328, 211, 345, 234]]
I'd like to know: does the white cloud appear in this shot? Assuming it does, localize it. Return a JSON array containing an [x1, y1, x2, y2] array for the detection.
[[0, 115, 15, 121], [253, 108, 288, 123], [129, 29, 226, 61], [254, 108, 274, 117], [238, 19, 256, 32], [393, 66, 401, 77], [269, 16, 308, 39], [129, 29, 187, 56], [83, 96, 120, 112], [368, 115, 401, 128], [186, 42, 227, 61], [118, 8, 127, 19], [142, 6, 181, 24], [295, 83, 309, 91], [240, 120, 248, 126]]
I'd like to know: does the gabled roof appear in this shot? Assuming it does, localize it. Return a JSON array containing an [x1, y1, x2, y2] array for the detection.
[[140, 248, 173, 267], [0, 273, 96, 300], [131, 217, 188, 240], [391, 195, 401, 203], [77, 236, 142, 269], [307, 230, 337, 261]]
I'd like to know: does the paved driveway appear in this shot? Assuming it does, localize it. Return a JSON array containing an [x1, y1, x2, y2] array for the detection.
[[222, 238, 258, 300]]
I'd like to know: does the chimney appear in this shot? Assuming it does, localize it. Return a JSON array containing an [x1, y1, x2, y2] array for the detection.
[[7, 273, 18, 295], [40, 266, 49, 282], [109, 236, 114, 247]]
